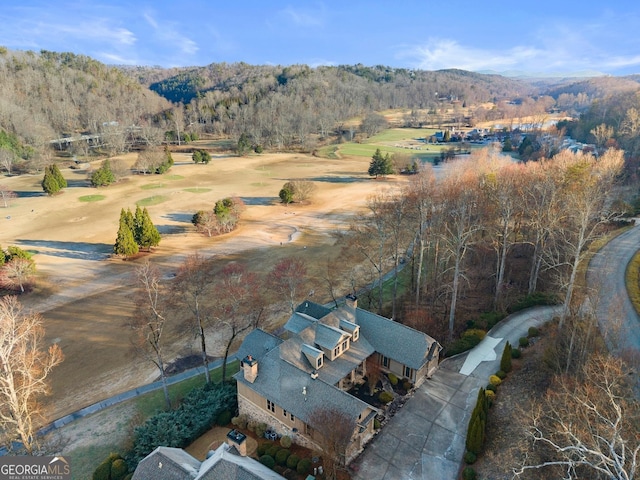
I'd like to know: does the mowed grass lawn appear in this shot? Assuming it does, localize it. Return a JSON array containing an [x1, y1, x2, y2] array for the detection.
[[319, 127, 478, 162]]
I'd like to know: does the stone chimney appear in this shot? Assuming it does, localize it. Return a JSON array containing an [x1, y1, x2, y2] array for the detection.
[[242, 355, 258, 383], [226, 429, 247, 456], [345, 294, 358, 310]]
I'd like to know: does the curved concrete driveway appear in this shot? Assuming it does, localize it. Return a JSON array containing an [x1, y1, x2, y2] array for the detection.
[[351, 306, 561, 480], [586, 225, 640, 352]]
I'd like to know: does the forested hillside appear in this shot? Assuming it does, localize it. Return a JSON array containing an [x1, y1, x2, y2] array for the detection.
[[2, 46, 640, 175], [0, 48, 171, 171]]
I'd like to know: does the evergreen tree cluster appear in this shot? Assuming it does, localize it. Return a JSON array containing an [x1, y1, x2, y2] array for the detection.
[[368, 148, 394, 178], [41, 164, 67, 195], [465, 387, 489, 455], [114, 206, 161, 257], [90, 159, 116, 187], [191, 149, 211, 164], [128, 382, 236, 466]]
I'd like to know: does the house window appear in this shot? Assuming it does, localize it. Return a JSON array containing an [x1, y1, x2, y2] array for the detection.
[[283, 409, 287, 417], [353, 329, 359, 341], [290, 413, 295, 421], [381, 355, 389, 368], [342, 339, 348, 351], [404, 366, 412, 378], [305, 424, 314, 436], [333, 346, 339, 357], [267, 399, 275, 413], [317, 356, 323, 368]]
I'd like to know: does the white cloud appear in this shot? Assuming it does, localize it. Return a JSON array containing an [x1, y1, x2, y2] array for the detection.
[[275, 3, 327, 29], [404, 39, 546, 72]]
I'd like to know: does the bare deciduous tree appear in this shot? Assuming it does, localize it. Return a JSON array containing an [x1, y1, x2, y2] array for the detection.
[[0, 257, 36, 293], [213, 263, 263, 382], [174, 252, 213, 383], [131, 260, 171, 409], [0, 296, 63, 454], [270, 257, 308, 314], [308, 407, 356, 480], [0, 184, 17, 208], [516, 354, 640, 480]]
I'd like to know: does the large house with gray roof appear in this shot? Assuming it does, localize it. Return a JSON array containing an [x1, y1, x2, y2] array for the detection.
[[234, 295, 441, 463]]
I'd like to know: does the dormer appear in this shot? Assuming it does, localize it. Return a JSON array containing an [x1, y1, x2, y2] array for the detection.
[[302, 344, 324, 370], [314, 323, 351, 361], [339, 319, 360, 342]]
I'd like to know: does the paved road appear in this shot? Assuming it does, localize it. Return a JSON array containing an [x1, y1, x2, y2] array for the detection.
[[350, 306, 562, 480], [586, 225, 640, 352]]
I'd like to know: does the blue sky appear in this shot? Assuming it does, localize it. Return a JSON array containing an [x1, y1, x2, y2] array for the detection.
[[1, 1, 639, 76]]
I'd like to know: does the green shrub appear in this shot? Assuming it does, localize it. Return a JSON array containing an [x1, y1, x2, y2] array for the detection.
[[297, 458, 312, 475], [527, 326, 539, 337], [478, 311, 505, 330], [379, 391, 394, 404], [462, 466, 477, 480], [508, 292, 556, 313], [275, 449, 290, 466], [259, 455, 275, 469], [511, 348, 522, 359], [257, 442, 271, 456], [519, 337, 529, 348], [254, 145, 264, 154], [266, 445, 280, 458], [485, 383, 497, 392], [446, 329, 487, 356], [92, 460, 111, 480], [485, 390, 496, 402], [255, 422, 267, 439], [280, 435, 292, 448], [495, 370, 507, 379], [464, 450, 477, 464], [403, 380, 413, 391], [374, 418, 381, 429], [110, 459, 128, 480], [388, 373, 398, 385], [489, 375, 502, 387], [286, 454, 300, 469], [231, 414, 248, 429], [463, 329, 487, 340], [216, 409, 233, 426]]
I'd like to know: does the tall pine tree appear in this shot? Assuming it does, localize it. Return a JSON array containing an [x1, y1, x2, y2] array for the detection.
[[138, 207, 161, 250], [114, 218, 138, 257]]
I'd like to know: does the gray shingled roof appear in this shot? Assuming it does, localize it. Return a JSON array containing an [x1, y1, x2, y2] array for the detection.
[[355, 308, 440, 370], [314, 323, 349, 351], [235, 347, 372, 428], [196, 443, 285, 480], [295, 301, 332, 319], [235, 329, 282, 363], [132, 447, 199, 480], [283, 312, 316, 334]]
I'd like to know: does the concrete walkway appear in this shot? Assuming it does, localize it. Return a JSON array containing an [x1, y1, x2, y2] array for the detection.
[[351, 305, 562, 480]]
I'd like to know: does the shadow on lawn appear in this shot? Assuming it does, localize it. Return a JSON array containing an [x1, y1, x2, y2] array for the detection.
[[15, 239, 112, 261]]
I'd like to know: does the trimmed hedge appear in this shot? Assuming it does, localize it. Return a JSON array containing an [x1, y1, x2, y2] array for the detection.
[[275, 449, 290, 466], [259, 455, 275, 469], [519, 337, 530, 348], [388, 373, 398, 385], [286, 454, 300, 469], [379, 391, 394, 404], [297, 459, 312, 475], [280, 435, 292, 448]]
